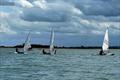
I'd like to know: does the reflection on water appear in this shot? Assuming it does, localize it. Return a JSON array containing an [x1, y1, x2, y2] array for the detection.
[[0, 48, 120, 80]]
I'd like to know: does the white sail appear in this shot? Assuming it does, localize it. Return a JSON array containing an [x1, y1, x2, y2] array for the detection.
[[102, 27, 109, 52], [24, 32, 31, 52], [49, 28, 54, 54]]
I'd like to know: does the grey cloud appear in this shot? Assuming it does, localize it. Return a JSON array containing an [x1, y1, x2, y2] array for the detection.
[[20, 1, 82, 22], [0, 0, 15, 6], [21, 7, 70, 22], [62, 0, 120, 17], [1, 0, 120, 17], [81, 15, 120, 22], [23, 0, 120, 22]]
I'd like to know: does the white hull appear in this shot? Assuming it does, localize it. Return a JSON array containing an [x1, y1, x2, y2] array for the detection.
[[106, 53, 114, 56]]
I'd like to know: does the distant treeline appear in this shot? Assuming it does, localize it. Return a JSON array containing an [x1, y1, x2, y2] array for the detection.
[[0, 44, 120, 49]]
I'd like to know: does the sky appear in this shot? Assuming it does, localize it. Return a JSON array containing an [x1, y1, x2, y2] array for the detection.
[[0, 0, 120, 47]]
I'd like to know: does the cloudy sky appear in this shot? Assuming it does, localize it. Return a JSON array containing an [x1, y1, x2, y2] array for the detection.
[[0, 0, 120, 47]]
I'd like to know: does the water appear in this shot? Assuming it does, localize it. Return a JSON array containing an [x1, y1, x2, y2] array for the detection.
[[0, 48, 120, 80]]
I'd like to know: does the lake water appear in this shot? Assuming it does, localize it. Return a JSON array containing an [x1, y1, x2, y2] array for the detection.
[[0, 48, 120, 80]]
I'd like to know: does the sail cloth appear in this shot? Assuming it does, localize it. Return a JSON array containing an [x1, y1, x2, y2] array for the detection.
[[49, 28, 55, 54], [42, 28, 56, 55], [102, 27, 109, 52], [24, 32, 31, 52]]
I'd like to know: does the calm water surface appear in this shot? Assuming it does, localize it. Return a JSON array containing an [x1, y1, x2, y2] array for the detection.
[[0, 48, 120, 80]]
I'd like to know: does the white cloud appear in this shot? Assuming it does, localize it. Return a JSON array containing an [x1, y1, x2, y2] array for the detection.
[[0, 24, 17, 34], [0, 12, 17, 34], [0, 12, 9, 18], [15, 0, 33, 8], [80, 19, 90, 25], [32, 0, 47, 9]]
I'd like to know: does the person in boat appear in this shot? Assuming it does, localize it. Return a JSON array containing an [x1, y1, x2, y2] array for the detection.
[[15, 48, 24, 54], [99, 49, 106, 55], [99, 49, 115, 56], [42, 49, 51, 55], [99, 49, 103, 55], [54, 50, 57, 54], [16, 48, 19, 52]]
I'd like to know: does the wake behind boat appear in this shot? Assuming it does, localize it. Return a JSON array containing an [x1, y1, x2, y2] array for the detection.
[[99, 27, 114, 56], [42, 28, 56, 55]]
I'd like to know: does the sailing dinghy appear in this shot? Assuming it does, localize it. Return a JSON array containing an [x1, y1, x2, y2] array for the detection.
[[99, 27, 114, 55], [15, 32, 32, 54], [42, 28, 56, 55]]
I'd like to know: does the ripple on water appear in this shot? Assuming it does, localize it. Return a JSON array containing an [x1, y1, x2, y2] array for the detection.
[[0, 49, 120, 80]]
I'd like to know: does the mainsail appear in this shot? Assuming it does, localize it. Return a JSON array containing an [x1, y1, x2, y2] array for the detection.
[[49, 28, 54, 54], [102, 27, 109, 52], [23, 32, 31, 52]]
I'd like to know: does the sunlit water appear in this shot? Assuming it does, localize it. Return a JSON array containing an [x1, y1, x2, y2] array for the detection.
[[0, 48, 120, 80]]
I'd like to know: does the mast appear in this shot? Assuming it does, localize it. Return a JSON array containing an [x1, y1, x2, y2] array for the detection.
[[102, 27, 109, 52]]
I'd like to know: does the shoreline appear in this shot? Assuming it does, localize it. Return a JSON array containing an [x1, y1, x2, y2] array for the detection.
[[0, 46, 120, 49], [0, 44, 120, 49]]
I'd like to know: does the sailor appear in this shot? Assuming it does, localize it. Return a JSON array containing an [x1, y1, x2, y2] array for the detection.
[[99, 49, 103, 55], [16, 48, 19, 53], [15, 48, 24, 54], [42, 49, 45, 54], [54, 50, 57, 54], [42, 49, 51, 55]]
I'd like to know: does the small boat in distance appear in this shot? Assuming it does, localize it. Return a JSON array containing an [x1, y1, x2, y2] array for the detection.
[[42, 28, 56, 55], [99, 27, 114, 56], [15, 31, 32, 54]]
